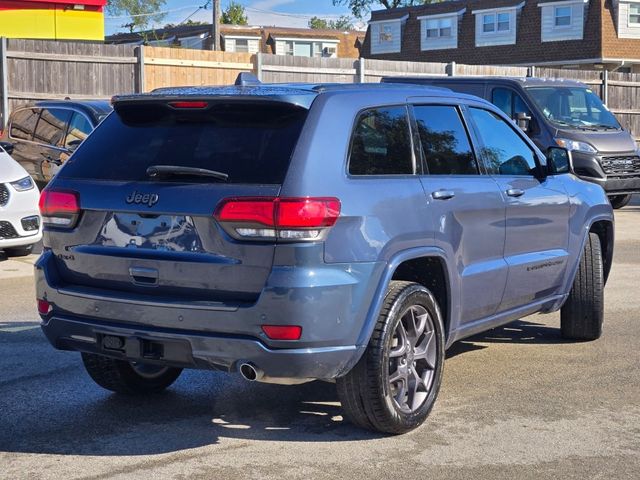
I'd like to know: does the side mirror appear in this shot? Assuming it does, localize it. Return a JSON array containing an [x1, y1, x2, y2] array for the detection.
[[0, 141, 14, 155], [516, 112, 531, 133], [546, 147, 572, 175]]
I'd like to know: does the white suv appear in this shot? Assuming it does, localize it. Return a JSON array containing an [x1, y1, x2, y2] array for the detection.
[[0, 142, 42, 256]]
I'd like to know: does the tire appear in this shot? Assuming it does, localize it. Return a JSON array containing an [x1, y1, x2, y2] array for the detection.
[[609, 194, 632, 209], [337, 281, 445, 434], [81, 352, 182, 395], [561, 232, 604, 341], [4, 244, 34, 257]]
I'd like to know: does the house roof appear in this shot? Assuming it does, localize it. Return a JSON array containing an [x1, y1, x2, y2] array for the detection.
[[369, 0, 536, 22]]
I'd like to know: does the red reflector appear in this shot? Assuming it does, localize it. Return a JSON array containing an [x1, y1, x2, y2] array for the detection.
[[37, 299, 51, 315], [214, 197, 341, 228], [215, 197, 276, 226], [261, 325, 302, 341], [168, 101, 209, 109], [39, 190, 80, 216]]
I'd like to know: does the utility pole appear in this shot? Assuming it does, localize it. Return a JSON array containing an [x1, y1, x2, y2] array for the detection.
[[211, 0, 221, 50]]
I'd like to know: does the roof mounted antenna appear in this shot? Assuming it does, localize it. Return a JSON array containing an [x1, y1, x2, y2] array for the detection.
[[235, 72, 261, 87]]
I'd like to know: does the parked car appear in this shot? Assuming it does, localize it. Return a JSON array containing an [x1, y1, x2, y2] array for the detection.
[[0, 141, 41, 256], [383, 76, 639, 209], [0, 100, 112, 186], [36, 81, 614, 434]]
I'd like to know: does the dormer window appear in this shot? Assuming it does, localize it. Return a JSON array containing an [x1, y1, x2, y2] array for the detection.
[[369, 15, 408, 54], [473, 3, 523, 46], [555, 6, 572, 26], [419, 9, 464, 51]]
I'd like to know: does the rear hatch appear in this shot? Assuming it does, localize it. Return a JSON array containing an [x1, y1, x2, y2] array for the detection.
[[43, 94, 312, 305]]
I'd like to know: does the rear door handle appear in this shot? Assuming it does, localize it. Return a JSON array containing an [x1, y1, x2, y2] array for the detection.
[[506, 188, 525, 198], [432, 190, 456, 200]]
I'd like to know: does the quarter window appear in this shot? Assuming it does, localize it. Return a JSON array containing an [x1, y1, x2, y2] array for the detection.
[[349, 107, 414, 176], [555, 6, 572, 27], [469, 108, 538, 176], [631, 4, 640, 25], [413, 105, 478, 175], [9, 108, 39, 141]]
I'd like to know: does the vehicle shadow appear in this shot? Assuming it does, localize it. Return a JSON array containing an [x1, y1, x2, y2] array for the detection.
[[1, 318, 565, 457]]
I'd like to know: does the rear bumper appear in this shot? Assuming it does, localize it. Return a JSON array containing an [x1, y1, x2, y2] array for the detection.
[[40, 314, 363, 381], [35, 249, 382, 380], [572, 151, 640, 195]]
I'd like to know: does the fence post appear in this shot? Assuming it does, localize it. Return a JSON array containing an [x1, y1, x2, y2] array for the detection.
[[446, 61, 456, 77], [0, 37, 8, 131], [527, 65, 536, 77], [135, 45, 145, 93], [602, 69, 609, 106], [256, 52, 263, 81], [358, 57, 366, 83]]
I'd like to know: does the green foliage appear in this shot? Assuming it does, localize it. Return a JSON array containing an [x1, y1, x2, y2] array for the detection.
[[332, 0, 443, 19], [107, 0, 167, 32], [309, 15, 354, 30], [221, 1, 249, 25]]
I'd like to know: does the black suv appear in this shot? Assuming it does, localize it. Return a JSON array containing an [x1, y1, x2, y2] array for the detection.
[[1, 100, 112, 186]]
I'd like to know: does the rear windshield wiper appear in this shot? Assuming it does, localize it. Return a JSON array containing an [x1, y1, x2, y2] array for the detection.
[[146, 165, 229, 182]]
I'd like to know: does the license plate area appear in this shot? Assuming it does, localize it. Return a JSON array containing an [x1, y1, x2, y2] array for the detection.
[[97, 213, 204, 253]]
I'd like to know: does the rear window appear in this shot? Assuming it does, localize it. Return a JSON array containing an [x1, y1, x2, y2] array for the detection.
[[59, 102, 308, 184]]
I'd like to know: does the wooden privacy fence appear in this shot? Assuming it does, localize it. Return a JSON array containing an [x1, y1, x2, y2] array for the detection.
[[1, 38, 639, 141]]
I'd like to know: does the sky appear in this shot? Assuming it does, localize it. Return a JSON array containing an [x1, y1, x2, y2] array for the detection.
[[104, 0, 370, 35]]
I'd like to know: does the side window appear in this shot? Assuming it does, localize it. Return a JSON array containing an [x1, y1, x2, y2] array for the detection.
[[469, 108, 538, 176], [9, 108, 40, 140], [413, 105, 478, 175], [492, 88, 531, 120], [34, 108, 72, 147], [65, 113, 92, 149], [349, 106, 414, 176], [492, 88, 513, 118]]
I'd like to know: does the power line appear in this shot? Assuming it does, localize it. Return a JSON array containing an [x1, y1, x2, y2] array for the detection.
[[105, 4, 204, 20]]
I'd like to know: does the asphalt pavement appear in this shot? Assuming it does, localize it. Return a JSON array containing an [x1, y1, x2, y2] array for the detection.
[[1, 200, 639, 480]]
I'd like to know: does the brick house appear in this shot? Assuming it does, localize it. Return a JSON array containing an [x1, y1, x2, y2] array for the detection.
[[362, 0, 640, 72], [106, 24, 364, 59]]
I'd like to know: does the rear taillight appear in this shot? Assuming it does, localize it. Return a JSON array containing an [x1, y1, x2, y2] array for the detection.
[[39, 190, 80, 228], [214, 197, 340, 241]]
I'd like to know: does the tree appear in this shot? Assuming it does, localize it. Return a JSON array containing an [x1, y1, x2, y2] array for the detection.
[[107, 0, 167, 33], [221, 1, 248, 25], [309, 15, 354, 30], [332, 0, 443, 19]]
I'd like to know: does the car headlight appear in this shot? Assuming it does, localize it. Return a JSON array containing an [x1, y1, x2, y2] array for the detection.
[[555, 138, 598, 154], [10, 176, 34, 192]]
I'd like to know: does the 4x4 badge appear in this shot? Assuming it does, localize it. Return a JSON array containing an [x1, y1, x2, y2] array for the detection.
[[126, 191, 159, 207]]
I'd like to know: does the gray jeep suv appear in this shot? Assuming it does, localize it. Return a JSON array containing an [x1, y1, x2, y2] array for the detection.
[[36, 81, 614, 434]]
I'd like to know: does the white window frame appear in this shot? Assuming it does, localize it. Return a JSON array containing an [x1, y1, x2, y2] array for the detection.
[[630, 3, 640, 27], [425, 18, 453, 39], [274, 37, 340, 57], [554, 6, 573, 28], [223, 35, 261, 54]]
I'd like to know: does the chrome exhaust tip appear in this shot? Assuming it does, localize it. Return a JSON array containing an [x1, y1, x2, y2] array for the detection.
[[239, 362, 263, 382]]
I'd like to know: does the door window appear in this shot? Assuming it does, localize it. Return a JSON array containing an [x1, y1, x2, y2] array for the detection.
[[349, 106, 414, 175], [492, 88, 531, 120], [413, 105, 478, 175], [34, 108, 72, 147], [9, 108, 40, 140], [65, 113, 92, 149], [469, 108, 538, 176]]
